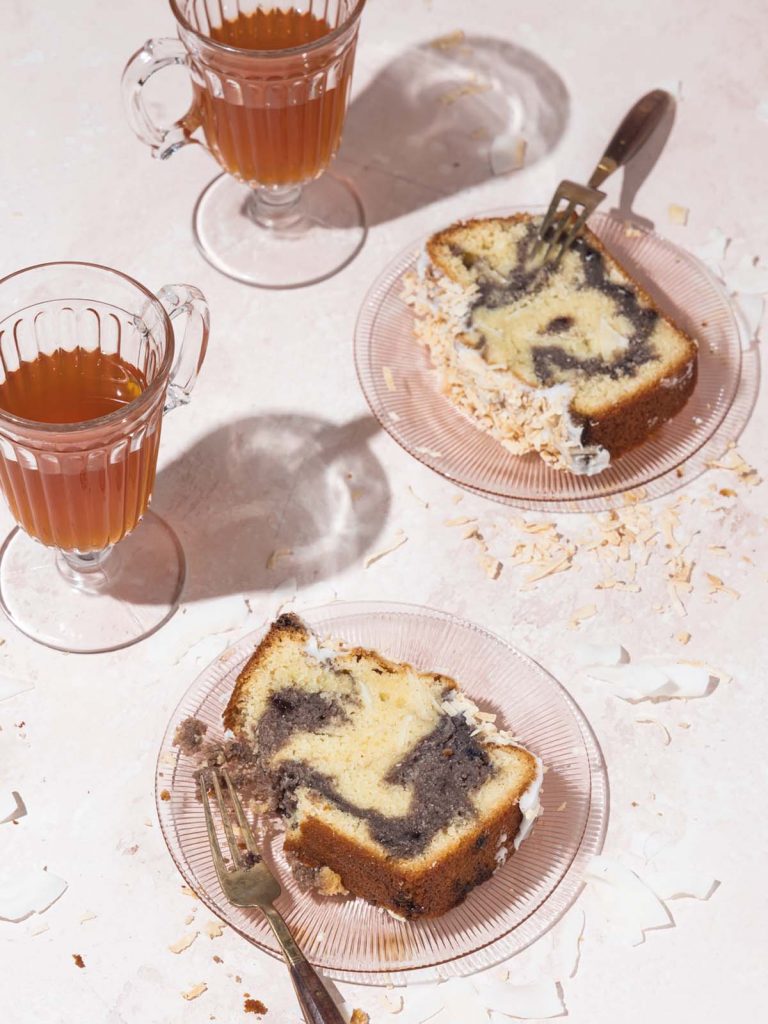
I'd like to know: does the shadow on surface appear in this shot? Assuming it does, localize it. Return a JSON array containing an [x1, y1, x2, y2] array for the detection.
[[141, 413, 389, 602], [339, 34, 570, 225]]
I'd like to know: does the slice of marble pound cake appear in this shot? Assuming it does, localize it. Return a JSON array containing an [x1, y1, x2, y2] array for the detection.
[[405, 213, 698, 475], [223, 613, 543, 920]]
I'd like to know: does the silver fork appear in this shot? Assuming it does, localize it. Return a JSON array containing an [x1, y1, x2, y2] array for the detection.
[[533, 89, 673, 265], [200, 765, 346, 1024]]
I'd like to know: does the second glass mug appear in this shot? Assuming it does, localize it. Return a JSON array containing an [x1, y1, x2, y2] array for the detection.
[[0, 262, 209, 654], [123, 0, 367, 289]]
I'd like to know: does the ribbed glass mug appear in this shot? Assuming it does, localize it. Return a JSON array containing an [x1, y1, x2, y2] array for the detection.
[[0, 262, 209, 653], [123, 0, 367, 289]]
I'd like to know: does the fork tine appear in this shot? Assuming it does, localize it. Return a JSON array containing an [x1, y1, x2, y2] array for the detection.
[[199, 769, 229, 879], [532, 191, 565, 258], [208, 767, 243, 868], [543, 198, 578, 261], [554, 204, 593, 265], [220, 767, 261, 860]]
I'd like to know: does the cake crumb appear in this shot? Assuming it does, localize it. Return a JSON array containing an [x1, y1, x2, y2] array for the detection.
[[556, 801, 567, 812], [668, 204, 689, 225], [676, 631, 691, 645], [315, 866, 349, 896], [244, 997, 268, 1015], [382, 366, 396, 392], [181, 885, 198, 899], [350, 1011, 370, 1024], [213, 955, 223, 964], [169, 932, 198, 954], [204, 920, 224, 939], [72, 954, 85, 969], [160, 789, 171, 801], [182, 982, 207, 1001]]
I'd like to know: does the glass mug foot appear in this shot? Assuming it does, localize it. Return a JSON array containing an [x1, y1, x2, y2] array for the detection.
[[192, 171, 366, 289], [0, 511, 185, 654]]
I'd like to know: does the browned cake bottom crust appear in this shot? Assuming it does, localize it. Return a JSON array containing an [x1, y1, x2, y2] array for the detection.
[[284, 800, 523, 920], [581, 356, 698, 456]]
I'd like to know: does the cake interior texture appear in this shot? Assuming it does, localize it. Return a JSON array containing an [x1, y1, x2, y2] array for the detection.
[[219, 613, 543, 919], [406, 213, 698, 474]]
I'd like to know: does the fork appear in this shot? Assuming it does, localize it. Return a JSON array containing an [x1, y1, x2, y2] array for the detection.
[[200, 765, 346, 1024], [532, 89, 673, 265]]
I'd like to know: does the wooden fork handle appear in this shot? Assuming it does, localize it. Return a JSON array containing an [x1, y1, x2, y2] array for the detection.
[[265, 906, 346, 1024], [588, 89, 674, 189]]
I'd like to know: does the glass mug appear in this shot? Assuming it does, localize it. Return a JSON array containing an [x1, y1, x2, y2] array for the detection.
[[123, 0, 367, 289], [0, 262, 209, 654]]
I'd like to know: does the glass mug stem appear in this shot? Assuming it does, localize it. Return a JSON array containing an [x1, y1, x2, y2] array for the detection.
[[248, 184, 304, 230]]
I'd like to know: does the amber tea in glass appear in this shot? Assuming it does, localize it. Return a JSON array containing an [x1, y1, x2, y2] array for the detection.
[[0, 262, 209, 653], [123, 1, 367, 288]]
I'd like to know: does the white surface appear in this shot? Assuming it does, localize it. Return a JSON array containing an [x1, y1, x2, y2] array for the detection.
[[1, 0, 767, 1021]]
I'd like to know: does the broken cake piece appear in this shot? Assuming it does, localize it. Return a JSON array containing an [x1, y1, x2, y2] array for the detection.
[[220, 613, 543, 919], [404, 213, 698, 474]]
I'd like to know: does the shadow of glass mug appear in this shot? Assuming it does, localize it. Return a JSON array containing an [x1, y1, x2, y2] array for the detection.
[[0, 262, 209, 654], [122, 0, 367, 289]]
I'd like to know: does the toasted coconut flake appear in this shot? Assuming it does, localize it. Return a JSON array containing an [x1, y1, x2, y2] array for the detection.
[[479, 555, 502, 580], [429, 29, 466, 49], [181, 982, 207, 1001], [704, 573, 740, 599], [444, 516, 476, 527], [364, 533, 408, 569], [440, 77, 491, 105], [382, 366, 396, 392], [568, 604, 597, 630], [266, 548, 292, 571], [169, 932, 198, 954], [636, 718, 672, 745], [407, 485, 429, 508]]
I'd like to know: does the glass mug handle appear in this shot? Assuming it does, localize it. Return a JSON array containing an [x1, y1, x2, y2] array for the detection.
[[157, 284, 210, 412], [122, 39, 200, 160]]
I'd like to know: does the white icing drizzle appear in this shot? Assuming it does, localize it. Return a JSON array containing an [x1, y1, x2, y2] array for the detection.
[[304, 632, 339, 665], [514, 756, 544, 850]]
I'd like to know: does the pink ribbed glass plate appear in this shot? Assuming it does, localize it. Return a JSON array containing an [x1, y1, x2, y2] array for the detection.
[[354, 209, 744, 512], [156, 601, 607, 982]]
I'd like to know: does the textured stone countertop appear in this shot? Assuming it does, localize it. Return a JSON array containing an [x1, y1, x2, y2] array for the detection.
[[1, 0, 767, 1021]]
